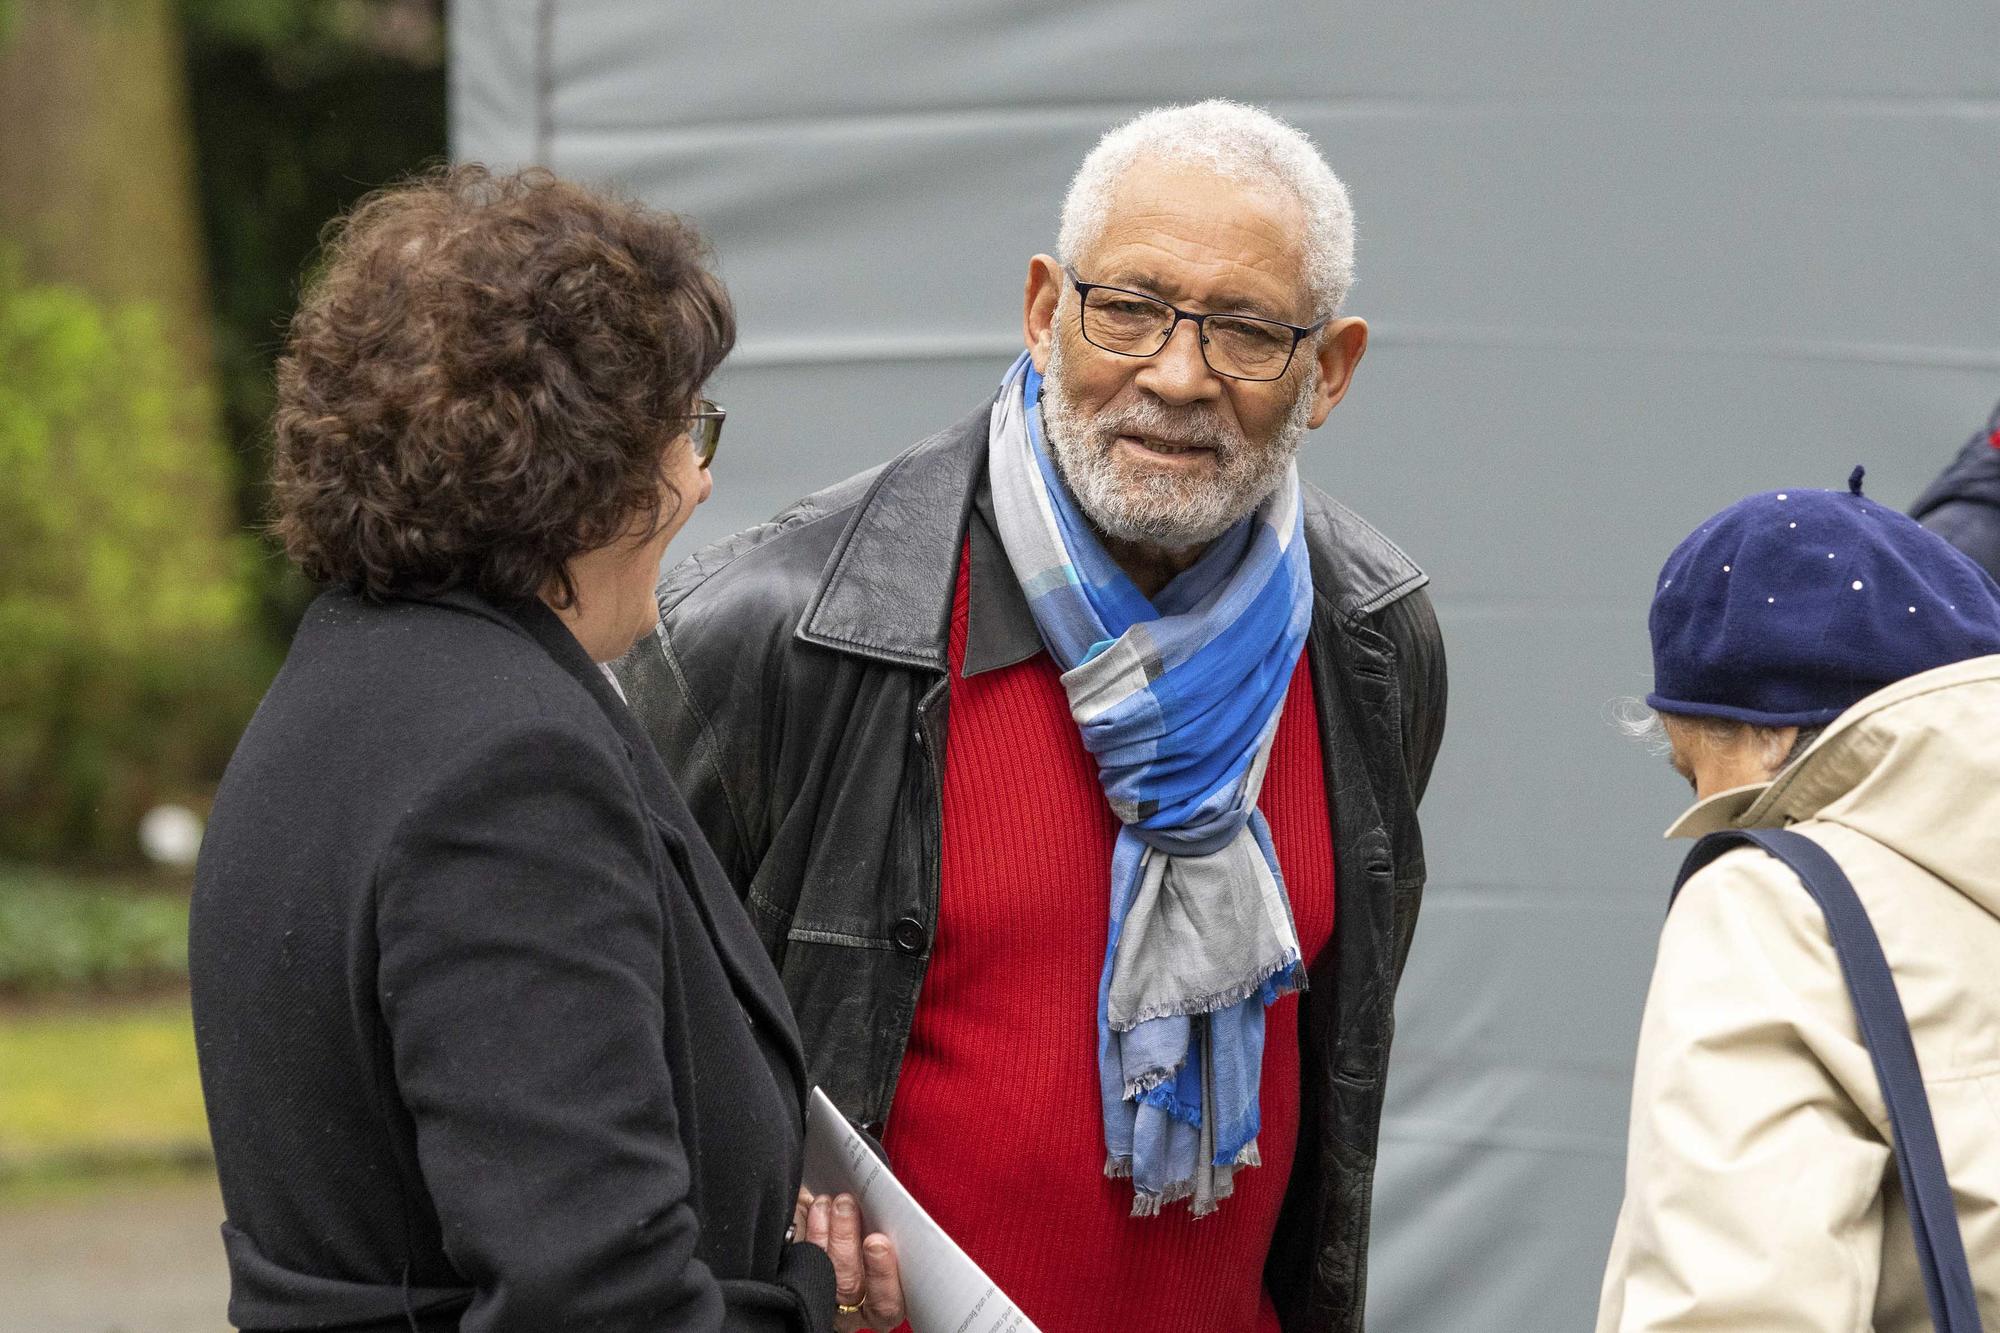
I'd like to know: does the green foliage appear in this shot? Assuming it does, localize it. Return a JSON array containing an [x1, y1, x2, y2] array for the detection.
[[180, 0, 443, 71], [183, 0, 445, 641], [0, 255, 269, 864], [182, 0, 341, 50], [0, 0, 443, 865], [0, 867, 189, 994]]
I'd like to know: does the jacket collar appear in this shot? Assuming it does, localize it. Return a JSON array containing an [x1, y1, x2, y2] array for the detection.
[[797, 403, 994, 671], [419, 586, 810, 1089], [798, 385, 1431, 668]]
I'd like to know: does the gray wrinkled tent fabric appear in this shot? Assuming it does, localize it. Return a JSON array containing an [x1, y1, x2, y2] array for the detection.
[[449, 5, 2000, 1327]]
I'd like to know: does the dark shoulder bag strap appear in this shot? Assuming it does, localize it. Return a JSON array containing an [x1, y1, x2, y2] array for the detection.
[[1674, 827, 1984, 1332]]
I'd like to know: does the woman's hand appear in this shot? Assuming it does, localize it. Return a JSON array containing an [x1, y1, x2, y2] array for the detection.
[[794, 1188, 905, 1332]]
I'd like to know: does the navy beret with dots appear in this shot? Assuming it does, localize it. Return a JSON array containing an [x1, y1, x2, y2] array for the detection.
[[1648, 467, 2000, 726]]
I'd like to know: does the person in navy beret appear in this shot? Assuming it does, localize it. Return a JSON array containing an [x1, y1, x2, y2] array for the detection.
[[1911, 397, 2000, 582], [1598, 468, 2000, 1332]]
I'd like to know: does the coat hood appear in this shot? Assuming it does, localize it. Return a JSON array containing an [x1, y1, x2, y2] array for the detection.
[[1667, 655, 2000, 917], [1910, 399, 2000, 518]]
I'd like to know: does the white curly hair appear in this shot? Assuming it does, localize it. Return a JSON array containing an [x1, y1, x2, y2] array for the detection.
[[1056, 99, 1356, 321]]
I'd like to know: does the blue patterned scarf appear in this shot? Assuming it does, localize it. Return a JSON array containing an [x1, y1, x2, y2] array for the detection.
[[987, 352, 1310, 1216]]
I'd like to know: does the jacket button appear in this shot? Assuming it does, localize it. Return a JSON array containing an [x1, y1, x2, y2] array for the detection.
[[891, 916, 928, 955]]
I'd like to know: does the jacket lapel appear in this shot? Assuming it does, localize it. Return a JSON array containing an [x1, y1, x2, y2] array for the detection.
[[796, 404, 990, 670]]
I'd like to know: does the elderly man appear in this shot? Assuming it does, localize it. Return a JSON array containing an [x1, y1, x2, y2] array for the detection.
[[616, 100, 1446, 1333]]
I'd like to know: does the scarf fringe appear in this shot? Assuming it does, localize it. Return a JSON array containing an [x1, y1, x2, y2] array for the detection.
[[1121, 1062, 1184, 1101], [1108, 951, 1304, 1031], [1129, 1178, 1195, 1219], [1107, 1141, 1264, 1218]]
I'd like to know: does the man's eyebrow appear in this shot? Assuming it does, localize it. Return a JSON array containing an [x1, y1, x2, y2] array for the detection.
[[1209, 289, 1292, 321], [1095, 270, 1291, 322]]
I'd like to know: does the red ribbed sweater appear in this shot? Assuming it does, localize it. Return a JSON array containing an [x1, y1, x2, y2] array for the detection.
[[882, 546, 1335, 1333]]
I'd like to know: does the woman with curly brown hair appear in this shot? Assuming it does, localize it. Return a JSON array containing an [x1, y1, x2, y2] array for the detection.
[[188, 166, 903, 1333]]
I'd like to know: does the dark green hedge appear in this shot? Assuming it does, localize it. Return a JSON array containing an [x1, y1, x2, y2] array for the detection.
[[0, 867, 190, 994]]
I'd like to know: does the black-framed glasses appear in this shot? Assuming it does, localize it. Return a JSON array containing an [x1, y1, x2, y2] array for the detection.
[[680, 398, 726, 469], [1063, 265, 1326, 383]]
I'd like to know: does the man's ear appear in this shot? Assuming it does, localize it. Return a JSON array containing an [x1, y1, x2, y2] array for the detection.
[[1305, 317, 1367, 429], [1024, 255, 1064, 373]]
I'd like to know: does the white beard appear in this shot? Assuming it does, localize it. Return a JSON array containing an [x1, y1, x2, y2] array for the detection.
[[1040, 332, 1316, 551]]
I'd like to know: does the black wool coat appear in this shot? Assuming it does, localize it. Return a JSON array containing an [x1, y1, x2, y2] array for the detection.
[[190, 586, 834, 1333]]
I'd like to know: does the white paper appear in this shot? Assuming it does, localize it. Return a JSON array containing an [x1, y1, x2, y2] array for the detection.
[[802, 1087, 1043, 1333]]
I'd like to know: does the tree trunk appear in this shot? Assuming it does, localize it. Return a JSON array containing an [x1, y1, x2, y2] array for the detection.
[[0, 0, 229, 534]]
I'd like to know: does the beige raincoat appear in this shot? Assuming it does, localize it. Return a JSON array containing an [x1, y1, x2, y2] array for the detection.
[[1598, 655, 2000, 1331]]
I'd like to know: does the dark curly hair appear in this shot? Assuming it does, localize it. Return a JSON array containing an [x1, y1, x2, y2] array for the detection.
[[271, 164, 735, 606]]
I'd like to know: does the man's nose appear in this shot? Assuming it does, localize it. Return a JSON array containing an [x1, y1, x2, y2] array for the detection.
[[1135, 316, 1221, 406]]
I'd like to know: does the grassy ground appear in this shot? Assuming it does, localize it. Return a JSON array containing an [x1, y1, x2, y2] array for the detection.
[[0, 999, 211, 1197], [0, 864, 207, 1198]]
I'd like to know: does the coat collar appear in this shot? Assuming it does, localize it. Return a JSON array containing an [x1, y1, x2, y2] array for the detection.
[[419, 587, 651, 760], [1662, 782, 1769, 839], [1661, 655, 2000, 846], [419, 586, 809, 1090]]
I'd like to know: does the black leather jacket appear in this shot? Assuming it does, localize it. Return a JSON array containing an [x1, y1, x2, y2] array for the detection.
[[614, 403, 1447, 1333]]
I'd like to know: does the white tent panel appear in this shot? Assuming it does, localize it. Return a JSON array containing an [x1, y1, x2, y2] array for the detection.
[[451, 4, 2000, 1326]]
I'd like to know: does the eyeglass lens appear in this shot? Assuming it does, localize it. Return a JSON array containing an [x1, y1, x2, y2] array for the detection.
[[1079, 288, 1299, 381], [687, 399, 723, 468]]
